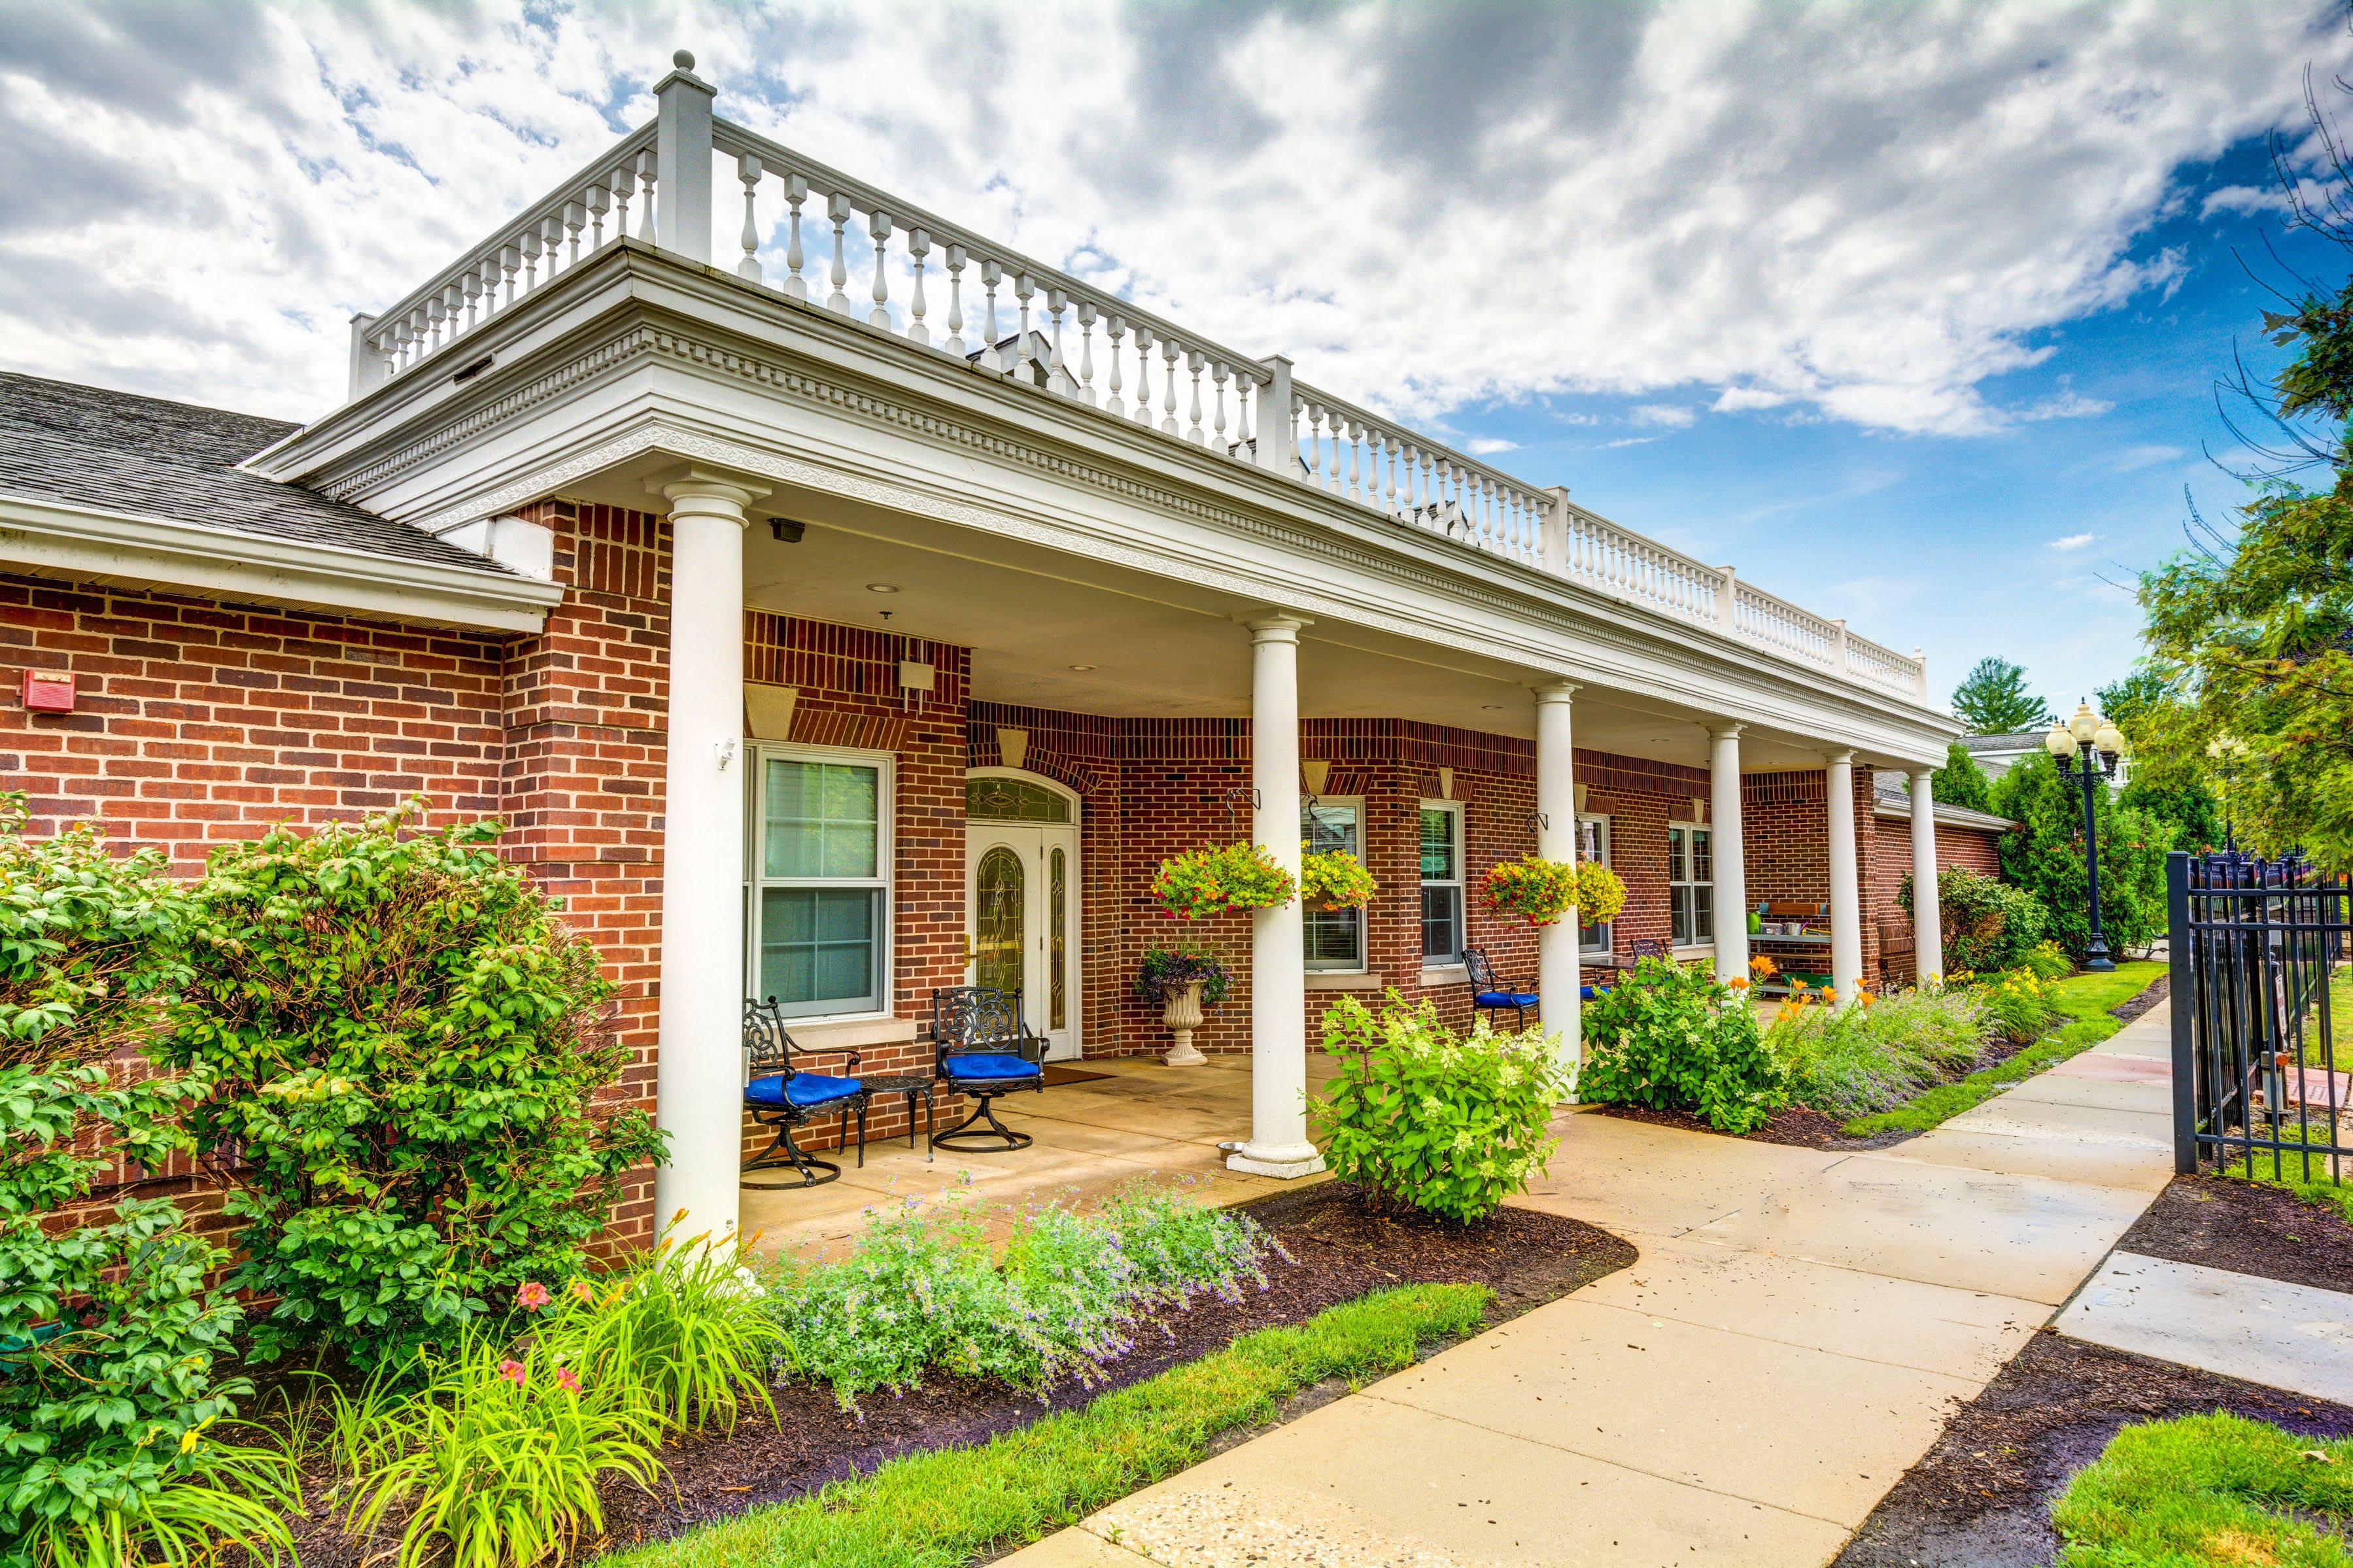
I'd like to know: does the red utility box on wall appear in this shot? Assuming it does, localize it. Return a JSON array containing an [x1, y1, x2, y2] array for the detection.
[[20, 670, 75, 713]]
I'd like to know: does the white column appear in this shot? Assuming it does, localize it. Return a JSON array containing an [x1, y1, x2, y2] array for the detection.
[[1909, 766, 1944, 985], [1825, 749, 1863, 1005], [1708, 724, 1749, 983], [1229, 614, 1324, 1180], [1533, 681, 1581, 1080], [649, 468, 768, 1248]]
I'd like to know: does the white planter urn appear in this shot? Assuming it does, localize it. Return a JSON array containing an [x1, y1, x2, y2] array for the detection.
[[1162, 979, 1207, 1066]]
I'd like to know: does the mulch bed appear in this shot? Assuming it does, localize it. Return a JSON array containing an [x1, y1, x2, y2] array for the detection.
[[1831, 1329, 2353, 1568], [2120, 1170, 2353, 1295], [1602, 974, 2169, 1153], [285, 1183, 1634, 1565]]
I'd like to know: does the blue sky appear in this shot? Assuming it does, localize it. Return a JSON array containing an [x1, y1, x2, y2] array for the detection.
[[1459, 133, 2334, 714], [0, 0, 2343, 719]]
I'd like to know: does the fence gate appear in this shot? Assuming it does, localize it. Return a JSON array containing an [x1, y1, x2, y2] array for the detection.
[[2168, 849, 2350, 1178]]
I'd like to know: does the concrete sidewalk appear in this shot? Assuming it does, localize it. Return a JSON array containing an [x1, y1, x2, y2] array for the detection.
[[1005, 1007, 2180, 1568]]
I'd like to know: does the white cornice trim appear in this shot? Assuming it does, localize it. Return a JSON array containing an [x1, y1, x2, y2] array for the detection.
[[0, 492, 564, 633]]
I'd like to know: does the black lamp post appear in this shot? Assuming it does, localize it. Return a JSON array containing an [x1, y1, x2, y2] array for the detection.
[[2043, 700, 2125, 973]]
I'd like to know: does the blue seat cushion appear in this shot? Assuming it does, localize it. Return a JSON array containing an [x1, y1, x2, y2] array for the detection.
[[1475, 990, 1540, 1008], [1579, 984, 1613, 1000], [942, 1052, 1043, 1083], [746, 1072, 863, 1110]]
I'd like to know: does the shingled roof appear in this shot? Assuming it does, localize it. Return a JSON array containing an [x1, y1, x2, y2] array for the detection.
[[0, 371, 504, 573]]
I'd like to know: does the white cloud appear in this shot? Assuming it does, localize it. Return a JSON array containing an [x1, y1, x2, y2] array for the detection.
[[0, 0, 2338, 438], [1712, 386, 1792, 412], [2201, 182, 2290, 218], [1631, 403, 1698, 428], [2112, 443, 2186, 469], [2048, 532, 2097, 550], [2018, 391, 2116, 422], [1600, 435, 1662, 449], [1464, 436, 1519, 454]]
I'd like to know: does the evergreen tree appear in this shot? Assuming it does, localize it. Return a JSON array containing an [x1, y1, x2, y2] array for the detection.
[[1987, 752, 2173, 960], [1928, 740, 1993, 811], [1950, 656, 2055, 734]]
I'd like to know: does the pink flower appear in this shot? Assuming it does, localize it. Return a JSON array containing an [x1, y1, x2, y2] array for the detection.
[[554, 1366, 581, 1395], [515, 1282, 551, 1310], [498, 1359, 526, 1386], [570, 1278, 597, 1304]]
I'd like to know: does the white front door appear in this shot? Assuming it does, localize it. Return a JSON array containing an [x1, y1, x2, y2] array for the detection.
[[965, 821, 1081, 1060]]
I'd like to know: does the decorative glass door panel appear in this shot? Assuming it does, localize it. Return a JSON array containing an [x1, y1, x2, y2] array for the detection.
[[974, 845, 1025, 998]]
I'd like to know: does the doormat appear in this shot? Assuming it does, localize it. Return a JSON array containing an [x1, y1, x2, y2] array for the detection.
[[1042, 1063, 1112, 1087]]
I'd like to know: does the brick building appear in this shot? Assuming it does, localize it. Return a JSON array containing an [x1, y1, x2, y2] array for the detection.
[[0, 58, 1987, 1250]]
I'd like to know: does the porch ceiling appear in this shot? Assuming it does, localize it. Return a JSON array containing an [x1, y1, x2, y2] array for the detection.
[[730, 491, 1879, 774]]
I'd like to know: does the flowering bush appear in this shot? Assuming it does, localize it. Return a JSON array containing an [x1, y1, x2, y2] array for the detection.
[[1315, 993, 1567, 1223], [1150, 842, 1296, 919], [772, 1182, 1273, 1407], [158, 800, 664, 1368], [1134, 946, 1231, 1008], [1301, 847, 1377, 910], [1579, 956, 1789, 1134], [2020, 940, 2074, 981], [1483, 854, 1579, 925], [1976, 968, 2060, 1042]]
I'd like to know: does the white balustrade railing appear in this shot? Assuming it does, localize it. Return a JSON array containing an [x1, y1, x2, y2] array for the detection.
[[348, 124, 659, 398], [344, 56, 1931, 706]]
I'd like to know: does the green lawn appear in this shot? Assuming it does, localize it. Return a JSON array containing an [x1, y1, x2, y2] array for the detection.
[[1842, 962, 2165, 1138], [606, 1283, 1492, 1568], [2050, 1411, 2353, 1566]]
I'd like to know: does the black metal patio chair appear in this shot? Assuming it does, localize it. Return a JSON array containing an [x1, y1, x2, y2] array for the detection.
[[742, 997, 869, 1189], [1465, 947, 1541, 1030], [930, 985, 1047, 1153]]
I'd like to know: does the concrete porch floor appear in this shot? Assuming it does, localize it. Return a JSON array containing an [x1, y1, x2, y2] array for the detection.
[[739, 1054, 1329, 1260]]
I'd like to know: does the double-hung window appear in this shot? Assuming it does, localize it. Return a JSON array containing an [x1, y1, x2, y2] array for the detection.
[[1668, 824, 1715, 947], [1577, 814, 1613, 956], [748, 747, 891, 1017], [1303, 796, 1366, 971], [1418, 800, 1464, 963]]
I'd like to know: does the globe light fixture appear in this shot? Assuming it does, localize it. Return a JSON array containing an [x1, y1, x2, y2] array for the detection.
[[2050, 696, 2125, 972]]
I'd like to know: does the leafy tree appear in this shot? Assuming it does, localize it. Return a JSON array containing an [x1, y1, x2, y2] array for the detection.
[[0, 796, 292, 1563], [2130, 82, 2353, 869], [158, 801, 665, 1368], [2093, 666, 2176, 736], [1988, 753, 2174, 961], [1928, 740, 1993, 812], [2093, 665, 2228, 855], [1950, 656, 2055, 735]]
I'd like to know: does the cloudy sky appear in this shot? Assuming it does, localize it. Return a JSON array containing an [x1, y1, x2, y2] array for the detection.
[[3, 0, 2346, 711]]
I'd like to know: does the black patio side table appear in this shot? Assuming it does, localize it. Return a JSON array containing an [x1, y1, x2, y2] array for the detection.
[[859, 1072, 938, 1162]]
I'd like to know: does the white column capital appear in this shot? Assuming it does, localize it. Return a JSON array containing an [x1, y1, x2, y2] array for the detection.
[[1707, 720, 1745, 740], [1823, 747, 1855, 767], [1529, 679, 1579, 706], [648, 466, 772, 519], [1239, 611, 1313, 641]]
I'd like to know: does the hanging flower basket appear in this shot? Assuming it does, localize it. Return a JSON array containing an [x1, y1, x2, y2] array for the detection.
[[1573, 861, 1628, 927], [1150, 842, 1296, 919], [1301, 847, 1377, 911], [1484, 854, 1579, 926]]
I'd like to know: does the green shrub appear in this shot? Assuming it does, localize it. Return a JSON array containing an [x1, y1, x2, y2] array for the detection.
[[0, 800, 294, 1567], [157, 801, 664, 1368], [1579, 957, 1789, 1134], [1769, 985, 1991, 1119], [1976, 968, 2059, 1042], [1315, 991, 1566, 1223], [1989, 751, 2173, 961], [334, 1322, 663, 1568], [1898, 864, 2050, 975], [772, 1185, 1273, 1407]]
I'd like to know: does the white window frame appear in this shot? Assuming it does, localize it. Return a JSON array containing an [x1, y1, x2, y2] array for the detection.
[[1303, 794, 1369, 973], [1417, 799, 1466, 964], [744, 741, 897, 1021], [1577, 813, 1613, 957], [1668, 823, 1715, 949]]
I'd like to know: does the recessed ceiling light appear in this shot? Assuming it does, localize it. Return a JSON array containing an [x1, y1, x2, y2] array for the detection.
[[1069, 664, 1096, 672], [865, 583, 900, 594]]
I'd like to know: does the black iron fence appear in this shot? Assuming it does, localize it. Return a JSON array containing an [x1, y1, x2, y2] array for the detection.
[[2169, 849, 2350, 1179]]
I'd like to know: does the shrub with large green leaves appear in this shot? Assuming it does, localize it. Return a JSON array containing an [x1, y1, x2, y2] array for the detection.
[[157, 801, 664, 1367], [1315, 991, 1566, 1223], [0, 796, 292, 1567], [1578, 956, 1789, 1134]]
